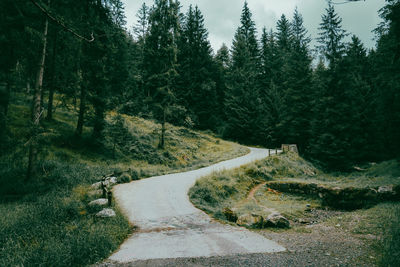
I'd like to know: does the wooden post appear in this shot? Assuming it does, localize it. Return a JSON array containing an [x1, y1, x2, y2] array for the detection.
[[275, 148, 278, 155], [267, 149, 270, 157], [101, 182, 106, 198], [107, 191, 112, 206]]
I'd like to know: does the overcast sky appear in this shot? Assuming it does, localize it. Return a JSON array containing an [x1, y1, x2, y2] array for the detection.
[[122, 0, 385, 53]]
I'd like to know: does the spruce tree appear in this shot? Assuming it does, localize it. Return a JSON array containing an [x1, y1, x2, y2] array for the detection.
[[281, 8, 313, 152], [144, 0, 181, 148], [339, 35, 378, 163], [310, 1, 351, 170], [372, 0, 400, 159], [317, 0, 347, 66], [214, 43, 230, 127], [225, 2, 260, 144], [177, 5, 217, 129]]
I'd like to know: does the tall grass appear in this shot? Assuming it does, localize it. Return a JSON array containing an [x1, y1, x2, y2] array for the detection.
[[0, 158, 131, 267], [379, 203, 400, 267], [1, 99, 248, 266]]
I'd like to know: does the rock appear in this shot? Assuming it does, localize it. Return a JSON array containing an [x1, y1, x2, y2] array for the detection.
[[378, 185, 397, 200], [298, 218, 311, 224], [266, 213, 290, 228], [106, 176, 118, 186], [89, 198, 108, 207], [91, 181, 103, 190], [237, 213, 263, 227], [87, 190, 102, 197], [378, 185, 394, 194], [96, 208, 116, 218]]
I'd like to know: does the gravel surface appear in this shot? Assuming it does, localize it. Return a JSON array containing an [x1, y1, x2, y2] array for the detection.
[[99, 222, 376, 266]]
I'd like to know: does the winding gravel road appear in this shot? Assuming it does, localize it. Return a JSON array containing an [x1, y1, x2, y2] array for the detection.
[[109, 147, 285, 263]]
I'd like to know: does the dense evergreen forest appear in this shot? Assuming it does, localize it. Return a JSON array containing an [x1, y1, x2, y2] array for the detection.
[[0, 0, 399, 172]]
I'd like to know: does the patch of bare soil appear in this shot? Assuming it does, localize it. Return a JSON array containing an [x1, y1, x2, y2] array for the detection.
[[98, 210, 378, 267], [247, 182, 267, 201]]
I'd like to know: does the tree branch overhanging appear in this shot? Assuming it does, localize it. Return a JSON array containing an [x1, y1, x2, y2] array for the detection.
[[29, 0, 94, 42], [331, 0, 366, 5]]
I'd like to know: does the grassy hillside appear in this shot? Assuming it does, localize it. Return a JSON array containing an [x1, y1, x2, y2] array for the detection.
[[0, 95, 248, 266], [189, 152, 400, 266]]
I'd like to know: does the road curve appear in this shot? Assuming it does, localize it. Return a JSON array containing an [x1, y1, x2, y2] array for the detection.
[[109, 147, 285, 263]]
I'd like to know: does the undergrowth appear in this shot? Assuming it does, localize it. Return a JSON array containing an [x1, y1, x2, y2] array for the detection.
[[0, 95, 247, 266]]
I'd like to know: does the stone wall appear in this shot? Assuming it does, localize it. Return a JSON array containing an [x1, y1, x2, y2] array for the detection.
[[266, 181, 400, 210]]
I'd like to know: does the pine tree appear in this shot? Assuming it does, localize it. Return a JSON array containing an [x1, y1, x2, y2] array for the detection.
[[177, 5, 217, 129], [214, 43, 230, 126], [27, 0, 50, 179], [310, 1, 351, 170], [225, 2, 260, 143], [259, 28, 282, 147], [372, 0, 400, 159], [281, 8, 313, 152], [144, 0, 181, 148], [260, 28, 279, 88], [339, 35, 378, 163], [133, 3, 149, 41], [317, 0, 347, 66]]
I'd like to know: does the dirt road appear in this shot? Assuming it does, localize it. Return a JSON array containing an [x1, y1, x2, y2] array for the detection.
[[108, 147, 285, 263]]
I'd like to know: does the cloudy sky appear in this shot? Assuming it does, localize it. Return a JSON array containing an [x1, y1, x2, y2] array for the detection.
[[122, 0, 385, 53]]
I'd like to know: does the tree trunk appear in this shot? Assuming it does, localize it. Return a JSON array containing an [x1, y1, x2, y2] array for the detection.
[[4, 78, 10, 116], [27, 6, 49, 180], [92, 101, 105, 140], [75, 42, 85, 136], [75, 82, 85, 136], [46, 27, 58, 121]]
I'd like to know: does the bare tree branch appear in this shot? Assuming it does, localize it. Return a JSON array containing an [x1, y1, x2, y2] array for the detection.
[[331, 0, 366, 5], [29, 0, 95, 42]]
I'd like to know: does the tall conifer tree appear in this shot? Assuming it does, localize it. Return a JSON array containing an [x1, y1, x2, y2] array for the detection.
[[224, 1, 260, 144]]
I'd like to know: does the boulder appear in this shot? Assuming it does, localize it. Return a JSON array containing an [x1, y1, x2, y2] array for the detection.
[[237, 214, 263, 228], [91, 181, 103, 190], [378, 185, 397, 200], [89, 198, 108, 207], [106, 176, 118, 186], [96, 208, 116, 218], [266, 213, 290, 228], [378, 185, 394, 194]]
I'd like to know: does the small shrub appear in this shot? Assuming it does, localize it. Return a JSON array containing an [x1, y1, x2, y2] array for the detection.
[[129, 169, 140, 180], [119, 173, 132, 183], [223, 208, 238, 222], [190, 186, 216, 205], [246, 166, 273, 181]]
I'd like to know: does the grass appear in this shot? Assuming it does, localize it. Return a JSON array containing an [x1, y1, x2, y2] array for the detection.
[[0, 93, 248, 266], [190, 152, 400, 222], [0, 160, 132, 267], [189, 152, 324, 222], [189, 152, 400, 266], [325, 202, 400, 266]]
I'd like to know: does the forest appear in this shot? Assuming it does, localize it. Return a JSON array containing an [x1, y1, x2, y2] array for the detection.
[[0, 0, 399, 266], [0, 0, 399, 172]]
